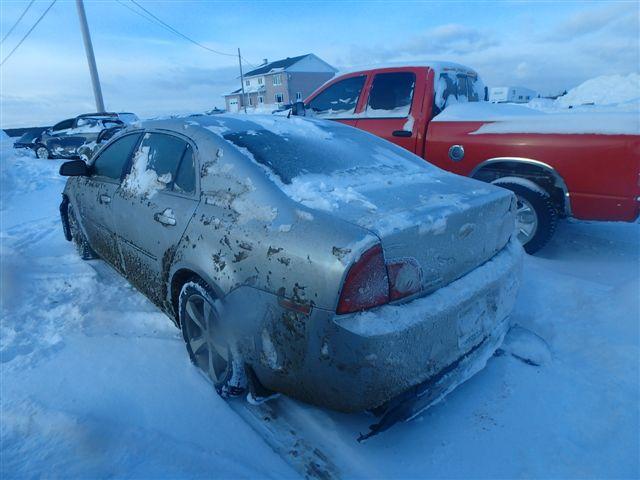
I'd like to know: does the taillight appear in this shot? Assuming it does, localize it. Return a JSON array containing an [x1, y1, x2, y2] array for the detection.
[[336, 244, 389, 314], [387, 258, 422, 301], [336, 244, 423, 314]]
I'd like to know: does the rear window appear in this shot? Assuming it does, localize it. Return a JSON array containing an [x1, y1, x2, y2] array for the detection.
[[221, 120, 429, 185], [434, 71, 486, 114]]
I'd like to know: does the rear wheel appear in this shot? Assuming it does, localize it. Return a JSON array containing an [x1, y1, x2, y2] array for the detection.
[[35, 145, 50, 160], [179, 279, 246, 398], [68, 204, 98, 260], [492, 178, 557, 254]]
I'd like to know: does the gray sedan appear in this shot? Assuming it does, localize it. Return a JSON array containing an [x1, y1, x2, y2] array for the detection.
[[59, 115, 522, 436]]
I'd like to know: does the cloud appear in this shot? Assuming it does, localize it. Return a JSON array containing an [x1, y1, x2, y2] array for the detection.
[[547, 2, 637, 40], [343, 23, 497, 65]]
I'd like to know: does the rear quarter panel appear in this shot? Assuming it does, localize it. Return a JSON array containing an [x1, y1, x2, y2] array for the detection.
[[425, 121, 640, 221]]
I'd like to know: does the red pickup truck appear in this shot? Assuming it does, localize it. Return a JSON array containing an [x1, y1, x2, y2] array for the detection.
[[296, 63, 640, 253]]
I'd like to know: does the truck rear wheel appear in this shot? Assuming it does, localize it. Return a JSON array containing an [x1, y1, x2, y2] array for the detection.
[[492, 177, 557, 254]]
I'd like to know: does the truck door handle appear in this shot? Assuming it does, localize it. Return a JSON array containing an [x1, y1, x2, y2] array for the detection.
[[99, 194, 111, 204], [392, 130, 412, 137], [154, 211, 176, 226]]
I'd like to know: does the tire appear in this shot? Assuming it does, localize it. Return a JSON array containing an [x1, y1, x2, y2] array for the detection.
[[179, 279, 246, 398], [492, 177, 558, 254], [67, 204, 98, 260], [35, 145, 50, 160]]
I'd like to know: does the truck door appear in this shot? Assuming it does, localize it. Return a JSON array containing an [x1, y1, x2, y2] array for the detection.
[[354, 69, 425, 153], [305, 74, 367, 128], [110, 131, 200, 306]]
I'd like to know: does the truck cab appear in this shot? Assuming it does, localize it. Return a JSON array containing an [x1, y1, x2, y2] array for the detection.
[[303, 63, 485, 155]]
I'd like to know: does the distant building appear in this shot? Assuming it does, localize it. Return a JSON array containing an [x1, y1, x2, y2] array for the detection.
[[224, 54, 337, 112], [489, 86, 538, 103]]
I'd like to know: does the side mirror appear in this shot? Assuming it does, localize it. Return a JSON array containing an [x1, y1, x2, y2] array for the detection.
[[291, 101, 306, 117], [60, 160, 89, 177]]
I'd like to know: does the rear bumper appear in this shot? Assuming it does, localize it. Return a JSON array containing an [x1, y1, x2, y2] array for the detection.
[[251, 238, 523, 412], [324, 238, 522, 412]]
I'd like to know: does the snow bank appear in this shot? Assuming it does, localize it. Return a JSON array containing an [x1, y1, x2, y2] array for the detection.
[[434, 100, 639, 135], [556, 73, 639, 108]]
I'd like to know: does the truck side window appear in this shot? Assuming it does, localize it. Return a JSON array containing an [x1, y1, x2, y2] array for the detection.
[[307, 76, 366, 119], [365, 72, 416, 118]]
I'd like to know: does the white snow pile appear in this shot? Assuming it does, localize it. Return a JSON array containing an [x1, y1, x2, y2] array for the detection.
[[554, 73, 639, 109], [121, 143, 171, 198], [434, 73, 639, 135], [433, 102, 640, 135]]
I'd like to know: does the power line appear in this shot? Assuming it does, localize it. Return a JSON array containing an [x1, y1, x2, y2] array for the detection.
[[115, 0, 257, 69], [1, 0, 36, 45], [1, 0, 56, 67], [129, 0, 235, 58]]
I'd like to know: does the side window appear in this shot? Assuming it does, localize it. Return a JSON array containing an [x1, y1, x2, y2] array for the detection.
[[137, 133, 187, 183], [365, 72, 416, 118], [52, 119, 74, 131], [174, 145, 196, 194], [123, 133, 195, 196], [307, 75, 366, 118], [92, 134, 141, 180]]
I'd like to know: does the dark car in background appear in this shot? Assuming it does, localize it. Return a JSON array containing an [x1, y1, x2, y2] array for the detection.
[[12, 127, 49, 152], [29, 112, 138, 160]]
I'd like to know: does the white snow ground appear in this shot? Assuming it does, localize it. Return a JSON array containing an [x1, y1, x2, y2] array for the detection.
[[1, 139, 639, 478]]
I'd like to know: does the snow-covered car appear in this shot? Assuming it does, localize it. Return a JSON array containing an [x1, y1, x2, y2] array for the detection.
[[34, 112, 138, 160], [12, 127, 49, 153], [58, 115, 522, 437]]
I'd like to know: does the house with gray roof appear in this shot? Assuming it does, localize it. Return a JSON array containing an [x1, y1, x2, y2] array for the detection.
[[224, 54, 337, 112]]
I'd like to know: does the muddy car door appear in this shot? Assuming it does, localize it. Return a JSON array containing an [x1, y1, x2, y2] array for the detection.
[[111, 131, 200, 306], [76, 132, 143, 271]]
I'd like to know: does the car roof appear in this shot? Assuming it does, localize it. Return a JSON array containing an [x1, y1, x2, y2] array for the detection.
[[335, 61, 478, 77], [137, 114, 342, 140]]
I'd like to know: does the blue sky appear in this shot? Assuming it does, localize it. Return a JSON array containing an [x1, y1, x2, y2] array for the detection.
[[1, 0, 638, 127]]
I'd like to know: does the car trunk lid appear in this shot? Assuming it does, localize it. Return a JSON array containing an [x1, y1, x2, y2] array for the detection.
[[329, 175, 516, 295]]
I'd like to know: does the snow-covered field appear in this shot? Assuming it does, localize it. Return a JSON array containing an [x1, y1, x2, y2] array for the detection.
[[1, 138, 638, 478]]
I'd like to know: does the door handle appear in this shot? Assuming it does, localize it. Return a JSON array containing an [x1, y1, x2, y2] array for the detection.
[[99, 194, 111, 204], [154, 210, 176, 226], [392, 130, 412, 137]]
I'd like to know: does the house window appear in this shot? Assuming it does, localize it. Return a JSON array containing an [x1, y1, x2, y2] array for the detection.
[[249, 96, 254, 106], [258, 77, 263, 85], [245, 79, 250, 86], [275, 93, 284, 103], [258, 96, 264, 104], [272, 74, 282, 86], [296, 92, 302, 101]]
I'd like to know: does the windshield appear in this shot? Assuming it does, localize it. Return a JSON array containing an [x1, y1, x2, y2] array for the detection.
[[220, 118, 432, 185]]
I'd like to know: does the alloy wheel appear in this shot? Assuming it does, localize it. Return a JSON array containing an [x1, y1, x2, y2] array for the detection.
[[36, 147, 49, 159], [183, 294, 230, 385], [515, 195, 539, 244]]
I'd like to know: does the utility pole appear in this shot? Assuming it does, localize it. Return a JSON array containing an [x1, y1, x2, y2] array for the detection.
[[238, 47, 247, 113], [76, 0, 105, 112]]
